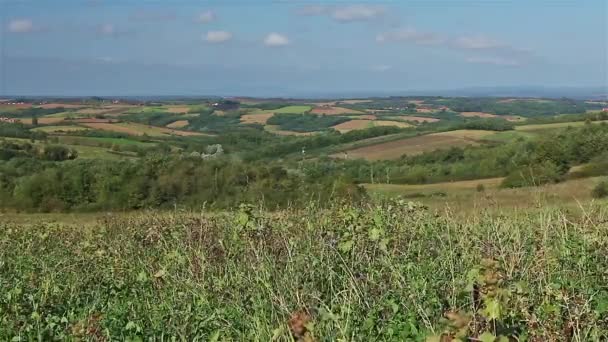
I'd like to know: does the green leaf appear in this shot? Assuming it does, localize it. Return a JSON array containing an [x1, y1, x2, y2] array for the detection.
[[137, 271, 148, 283], [478, 332, 496, 342], [483, 298, 502, 320], [338, 240, 354, 253], [209, 331, 220, 342], [368, 228, 382, 241]]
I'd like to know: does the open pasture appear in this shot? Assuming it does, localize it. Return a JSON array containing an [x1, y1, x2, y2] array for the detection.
[[365, 176, 606, 212], [273, 105, 312, 114], [515, 120, 608, 132]]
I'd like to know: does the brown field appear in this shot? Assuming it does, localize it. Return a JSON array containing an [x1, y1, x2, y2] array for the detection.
[[166, 106, 191, 114], [19, 117, 66, 125], [337, 130, 494, 160], [459, 112, 525, 122], [396, 116, 440, 123], [82, 122, 204, 137], [72, 118, 120, 123], [39, 103, 83, 109], [311, 101, 337, 106], [0, 103, 32, 109], [310, 106, 364, 115], [408, 100, 426, 105], [166, 120, 189, 128], [338, 99, 372, 105], [332, 120, 374, 133], [240, 112, 274, 124], [415, 108, 435, 113], [504, 115, 526, 122], [373, 120, 413, 128]]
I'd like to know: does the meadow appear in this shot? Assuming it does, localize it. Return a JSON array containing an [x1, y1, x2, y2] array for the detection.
[[1, 202, 607, 340]]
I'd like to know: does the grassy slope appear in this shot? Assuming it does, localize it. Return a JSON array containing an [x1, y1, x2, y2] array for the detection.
[[1, 203, 606, 340], [365, 176, 606, 212]]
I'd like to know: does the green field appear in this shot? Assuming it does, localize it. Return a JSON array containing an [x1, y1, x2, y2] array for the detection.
[[273, 105, 312, 114], [515, 120, 608, 132], [365, 176, 605, 212]]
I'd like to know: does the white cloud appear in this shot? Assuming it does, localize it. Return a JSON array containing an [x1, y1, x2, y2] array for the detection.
[[264, 33, 289, 47], [376, 28, 445, 45], [98, 23, 116, 35], [297, 5, 328, 16], [204, 30, 232, 43], [8, 19, 34, 33], [331, 5, 385, 22], [371, 65, 392, 72], [197, 11, 216, 23], [452, 35, 504, 50], [466, 56, 521, 66], [130, 10, 176, 22], [297, 5, 384, 23]]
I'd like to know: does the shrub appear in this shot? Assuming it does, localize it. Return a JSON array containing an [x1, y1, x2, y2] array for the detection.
[[592, 181, 608, 199], [501, 161, 564, 188]]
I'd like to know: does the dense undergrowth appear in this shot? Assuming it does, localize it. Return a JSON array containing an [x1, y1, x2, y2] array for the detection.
[[1, 202, 607, 340]]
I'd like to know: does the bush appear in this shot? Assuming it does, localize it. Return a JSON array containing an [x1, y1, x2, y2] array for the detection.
[[501, 160, 564, 188], [592, 181, 608, 199]]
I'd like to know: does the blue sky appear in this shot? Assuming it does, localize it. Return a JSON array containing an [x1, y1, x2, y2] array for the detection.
[[1, 0, 606, 96]]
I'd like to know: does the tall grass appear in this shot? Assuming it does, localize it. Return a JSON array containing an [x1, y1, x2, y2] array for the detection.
[[1, 202, 607, 340]]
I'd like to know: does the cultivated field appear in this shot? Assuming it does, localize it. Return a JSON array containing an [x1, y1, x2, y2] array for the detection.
[[19, 117, 66, 125], [81, 122, 203, 137], [392, 115, 440, 123], [240, 112, 274, 124], [273, 105, 312, 114], [166, 120, 189, 128], [338, 130, 494, 160], [310, 106, 364, 115], [332, 119, 412, 133], [31, 125, 89, 133]]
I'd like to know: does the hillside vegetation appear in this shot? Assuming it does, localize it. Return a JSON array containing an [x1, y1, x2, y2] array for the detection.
[[1, 202, 607, 340]]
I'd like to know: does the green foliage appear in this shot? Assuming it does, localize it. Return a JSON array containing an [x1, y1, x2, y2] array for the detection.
[[0, 156, 364, 212], [267, 113, 349, 132], [1, 203, 606, 340], [0, 122, 47, 140], [591, 180, 608, 199], [454, 118, 515, 131], [427, 97, 589, 117]]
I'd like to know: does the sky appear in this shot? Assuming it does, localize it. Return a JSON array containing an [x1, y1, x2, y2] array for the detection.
[[0, 0, 606, 97]]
